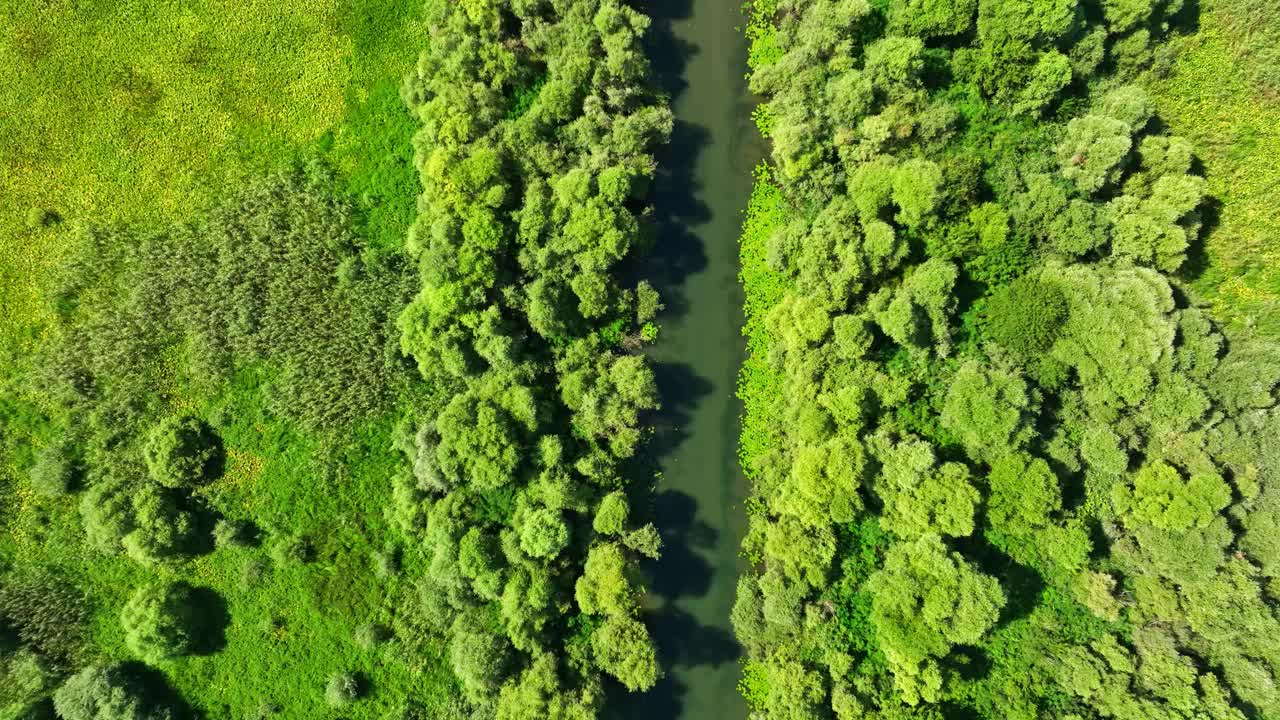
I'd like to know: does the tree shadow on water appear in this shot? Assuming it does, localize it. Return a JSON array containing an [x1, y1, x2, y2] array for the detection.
[[609, 487, 742, 719], [643, 0, 697, 102], [605, 607, 741, 720], [644, 120, 713, 322], [628, 0, 712, 325], [649, 361, 713, 459], [648, 489, 718, 599]]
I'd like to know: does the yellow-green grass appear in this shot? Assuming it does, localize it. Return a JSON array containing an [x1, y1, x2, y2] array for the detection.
[[0, 0, 421, 360], [1148, 0, 1280, 336]]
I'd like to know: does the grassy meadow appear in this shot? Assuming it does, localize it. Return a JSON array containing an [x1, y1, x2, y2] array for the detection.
[[0, 1, 459, 716], [1149, 0, 1280, 336]]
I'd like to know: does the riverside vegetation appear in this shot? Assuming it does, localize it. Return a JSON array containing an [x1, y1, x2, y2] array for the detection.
[[3, 0, 1279, 718], [733, 0, 1280, 719]]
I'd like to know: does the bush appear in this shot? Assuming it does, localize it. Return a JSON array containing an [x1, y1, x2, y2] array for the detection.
[[120, 484, 199, 566], [28, 445, 76, 497], [270, 533, 312, 566], [52, 665, 166, 720], [240, 558, 270, 591], [25, 207, 62, 230], [371, 545, 401, 579], [212, 519, 254, 549], [0, 648, 57, 715], [354, 622, 391, 650], [244, 701, 283, 720], [120, 581, 201, 662], [142, 415, 219, 488], [984, 275, 1070, 356], [324, 671, 361, 707]]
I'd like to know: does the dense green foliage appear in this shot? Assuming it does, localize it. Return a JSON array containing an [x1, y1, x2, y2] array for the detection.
[[5, 0, 1278, 717], [390, 0, 673, 713], [4, 0, 682, 713], [735, 0, 1280, 717]]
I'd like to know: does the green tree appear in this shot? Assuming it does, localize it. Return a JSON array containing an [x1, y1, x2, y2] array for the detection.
[[450, 615, 513, 702], [987, 453, 1062, 537], [777, 439, 865, 526], [593, 491, 630, 536], [520, 507, 570, 559], [892, 159, 944, 228], [435, 390, 524, 492], [1015, 51, 1073, 114], [763, 658, 827, 720], [888, 0, 978, 37], [764, 516, 837, 587], [576, 543, 637, 616], [495, 653, 599, 720], [865, 37, 926, 99], [984, 275, 1069, 356], [1113, 461, 1231, 532], [121, 483, 197, 566], [592, 616, 659, 691], [458, 527, 506, 601], [870, 259, 959, 356], [940, 362, 1034, 463], [79, 473, 137, 553], [1059, 115, 1133, 195], [623, 524, 662, 559], [874, 436, 978, 538], [868, 534, 1005, 704], [558, 341, 659, 458]]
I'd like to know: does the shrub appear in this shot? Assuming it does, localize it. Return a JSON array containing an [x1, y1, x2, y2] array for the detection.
[[0, 647, 56, 713], [52, 665, 165, 720], [28, 445, 76, 497], [212, 518, 254, 549], [240, 558, 270, 592], [270, 533, 312, 566], [245, 702, 283, 720], [371, 546, 401, 579], [120, 581, 201, 662], [324, 671, 360, 707], [120, 483, 199, 566], [354, 622, 391, 650], [25, 207, 62, 230], [142, 415, 219, 488]]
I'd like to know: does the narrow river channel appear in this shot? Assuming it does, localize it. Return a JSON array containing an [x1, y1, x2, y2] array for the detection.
[[623, 1, 762, 717]]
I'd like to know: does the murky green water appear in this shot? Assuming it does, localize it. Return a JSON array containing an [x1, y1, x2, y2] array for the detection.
[[625, 1, 761, 717]]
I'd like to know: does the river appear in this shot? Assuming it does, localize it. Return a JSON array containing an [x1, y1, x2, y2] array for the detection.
[[622, 1, 762, 718]]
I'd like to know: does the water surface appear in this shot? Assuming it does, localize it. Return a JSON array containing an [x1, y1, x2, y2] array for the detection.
[[625, 0, 761, 717]]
